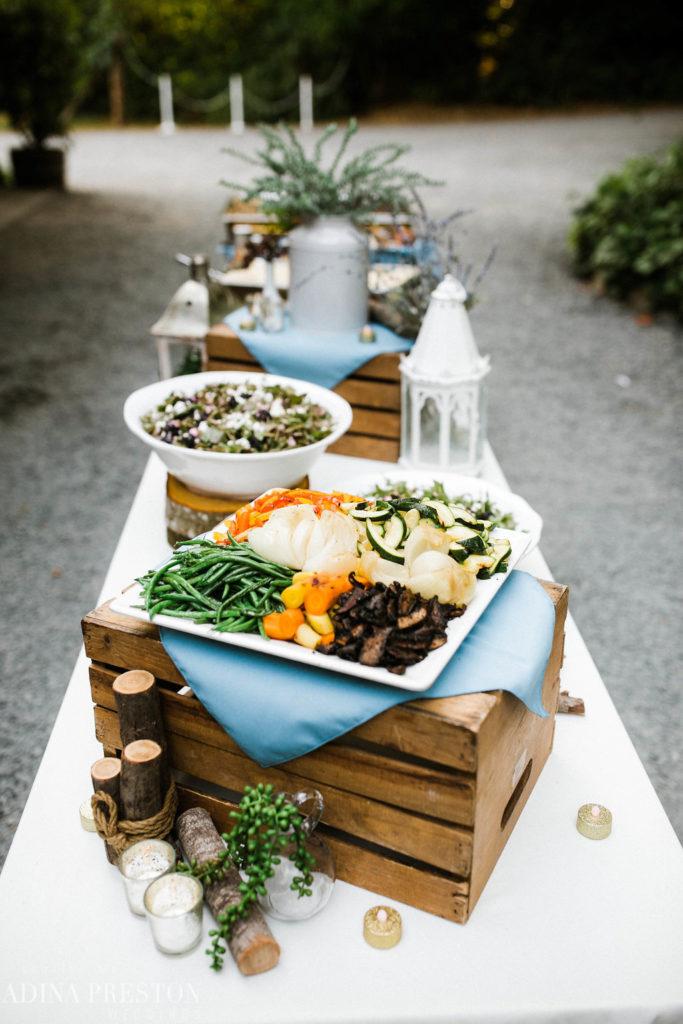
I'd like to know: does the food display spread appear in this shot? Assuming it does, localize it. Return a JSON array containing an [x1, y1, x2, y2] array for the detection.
[[134, 486, 517, 676]]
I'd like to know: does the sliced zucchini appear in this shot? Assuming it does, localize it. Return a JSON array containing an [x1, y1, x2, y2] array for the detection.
[[366, 519, 405, 564], [383, 513, 407, 549], [423, 500, 456, 528], [448, 503, 489, 532], [477, 537, 512, 578], [348, 501, 393, 522], [389, 498, 440, 524], [388, 497, 422, 511], [448, 543, 470, 564], [446, 523, 482, 544], [459, 533, 489, 555], [403, 508, 420, 531], [448, 503, 477, 526], [462, 553, 496, 574]]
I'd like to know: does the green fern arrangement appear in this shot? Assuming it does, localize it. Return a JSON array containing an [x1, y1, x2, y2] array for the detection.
[[222, 119, 439, 229]]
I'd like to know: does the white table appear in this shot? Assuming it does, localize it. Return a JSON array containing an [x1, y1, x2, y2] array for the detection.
[[1, 452, 682, 1024]]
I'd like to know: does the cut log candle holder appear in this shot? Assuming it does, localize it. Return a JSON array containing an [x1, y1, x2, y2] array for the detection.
[[113, 670, 167, 750], [113, 670, 170, 791], [91, 737, 178, 860], [91, 756, 122, 864]]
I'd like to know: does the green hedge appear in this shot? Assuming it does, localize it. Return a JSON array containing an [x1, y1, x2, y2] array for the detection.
[[568, 140, 683, 320]]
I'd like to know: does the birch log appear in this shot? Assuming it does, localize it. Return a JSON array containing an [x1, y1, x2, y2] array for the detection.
[[176, 806, 280, 975]]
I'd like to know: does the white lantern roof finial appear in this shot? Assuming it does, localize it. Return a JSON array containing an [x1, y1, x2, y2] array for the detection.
[[402, 273, 488, 382]]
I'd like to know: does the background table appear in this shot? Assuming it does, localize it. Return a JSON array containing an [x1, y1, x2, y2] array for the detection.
[[0, 451, 681, 1024]]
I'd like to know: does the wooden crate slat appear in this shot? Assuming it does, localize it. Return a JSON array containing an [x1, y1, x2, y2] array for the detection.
[[175, 785, 471, 923], [205, 359, 259, 374], [84, 581, 565, 769], [81, 605, 187, 687], [91, 667, 478, 873], [329, 832, 470, 923], [94, 704, 476, 827], [90, 671, 473, 872], [204, 327, 402, 382], [204, 326, 256, 362], [83, 602, 497, 772], [334, 377, 400, 410], [344, 407, 401, 438], [93, 690, 473, 876], [348, 353, 401, 382], [328, 434, 400, 461], [464, 584, 568, 916], [202, 359, 402, 413]]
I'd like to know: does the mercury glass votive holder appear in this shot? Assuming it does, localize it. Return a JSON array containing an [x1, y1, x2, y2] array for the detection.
[[143, 874, 204, 956], [118, 839, 176, 917]]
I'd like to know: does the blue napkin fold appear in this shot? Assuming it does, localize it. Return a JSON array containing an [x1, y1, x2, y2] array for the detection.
[[160, 570, 555, 767], [225, 307, 412, 390]]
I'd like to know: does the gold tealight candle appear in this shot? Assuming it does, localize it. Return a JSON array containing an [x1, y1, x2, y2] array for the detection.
[[363, 905, 402, 948], [576, 802, 612, 840]]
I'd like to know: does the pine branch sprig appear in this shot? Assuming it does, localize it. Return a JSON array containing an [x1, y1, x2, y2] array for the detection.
[[221, 120, 440, 227]]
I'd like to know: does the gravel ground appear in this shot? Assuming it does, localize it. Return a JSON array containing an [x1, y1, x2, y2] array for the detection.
[[0, 109, 681, 867]]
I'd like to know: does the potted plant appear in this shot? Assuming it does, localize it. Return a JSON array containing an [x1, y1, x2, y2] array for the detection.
[[0, 0, 83, 188], [222, 120, 438, 332]]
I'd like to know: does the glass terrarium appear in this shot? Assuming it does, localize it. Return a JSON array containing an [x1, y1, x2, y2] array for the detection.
[[257, 790, 335, 921]]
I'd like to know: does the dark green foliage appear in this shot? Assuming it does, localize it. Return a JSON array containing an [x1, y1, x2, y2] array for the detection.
[[222, 119, 440, 227], [479, 0, 683, 107], [568, 140, 683, 320], [241, 0, 483, 118], [4, 0, 681, 129], [0, 0, 84, 145]]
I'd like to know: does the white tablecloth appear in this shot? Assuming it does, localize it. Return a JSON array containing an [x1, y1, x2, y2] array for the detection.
[[0, 452, 681, 1024]]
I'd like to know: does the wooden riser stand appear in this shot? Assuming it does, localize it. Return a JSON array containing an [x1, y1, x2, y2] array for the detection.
[[83, 580, 568, 924], [203, 323, 402, 463]]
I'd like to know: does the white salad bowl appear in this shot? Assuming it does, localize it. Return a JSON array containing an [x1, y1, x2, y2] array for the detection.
[[123, 370, 353, 499]]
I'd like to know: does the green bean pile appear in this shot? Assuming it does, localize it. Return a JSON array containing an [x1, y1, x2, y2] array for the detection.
[[136, 536, 295, 637]]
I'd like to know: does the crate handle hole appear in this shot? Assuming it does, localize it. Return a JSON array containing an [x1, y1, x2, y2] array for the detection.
[[500, 758, 533, 830]]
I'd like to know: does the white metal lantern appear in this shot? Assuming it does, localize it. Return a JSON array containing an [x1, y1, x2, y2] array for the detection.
[[150, 254, 210, 379], [399, 274, 490, 475]]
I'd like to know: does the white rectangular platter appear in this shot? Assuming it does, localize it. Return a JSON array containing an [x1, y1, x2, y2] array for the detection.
[[110, 527, 530, 693]]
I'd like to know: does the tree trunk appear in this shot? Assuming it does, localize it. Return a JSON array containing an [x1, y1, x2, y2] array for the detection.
[[176, 806, 280, 975], [109, 42, 125, 127]]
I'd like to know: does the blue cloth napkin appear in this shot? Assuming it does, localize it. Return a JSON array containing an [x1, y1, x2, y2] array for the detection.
[[160, 570, 555, 767], [225, 307, 412, 390]]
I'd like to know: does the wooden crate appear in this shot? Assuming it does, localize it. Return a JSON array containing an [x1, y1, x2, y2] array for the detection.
[[83, 580, 568, 924], [204, 323, 402, 462]]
